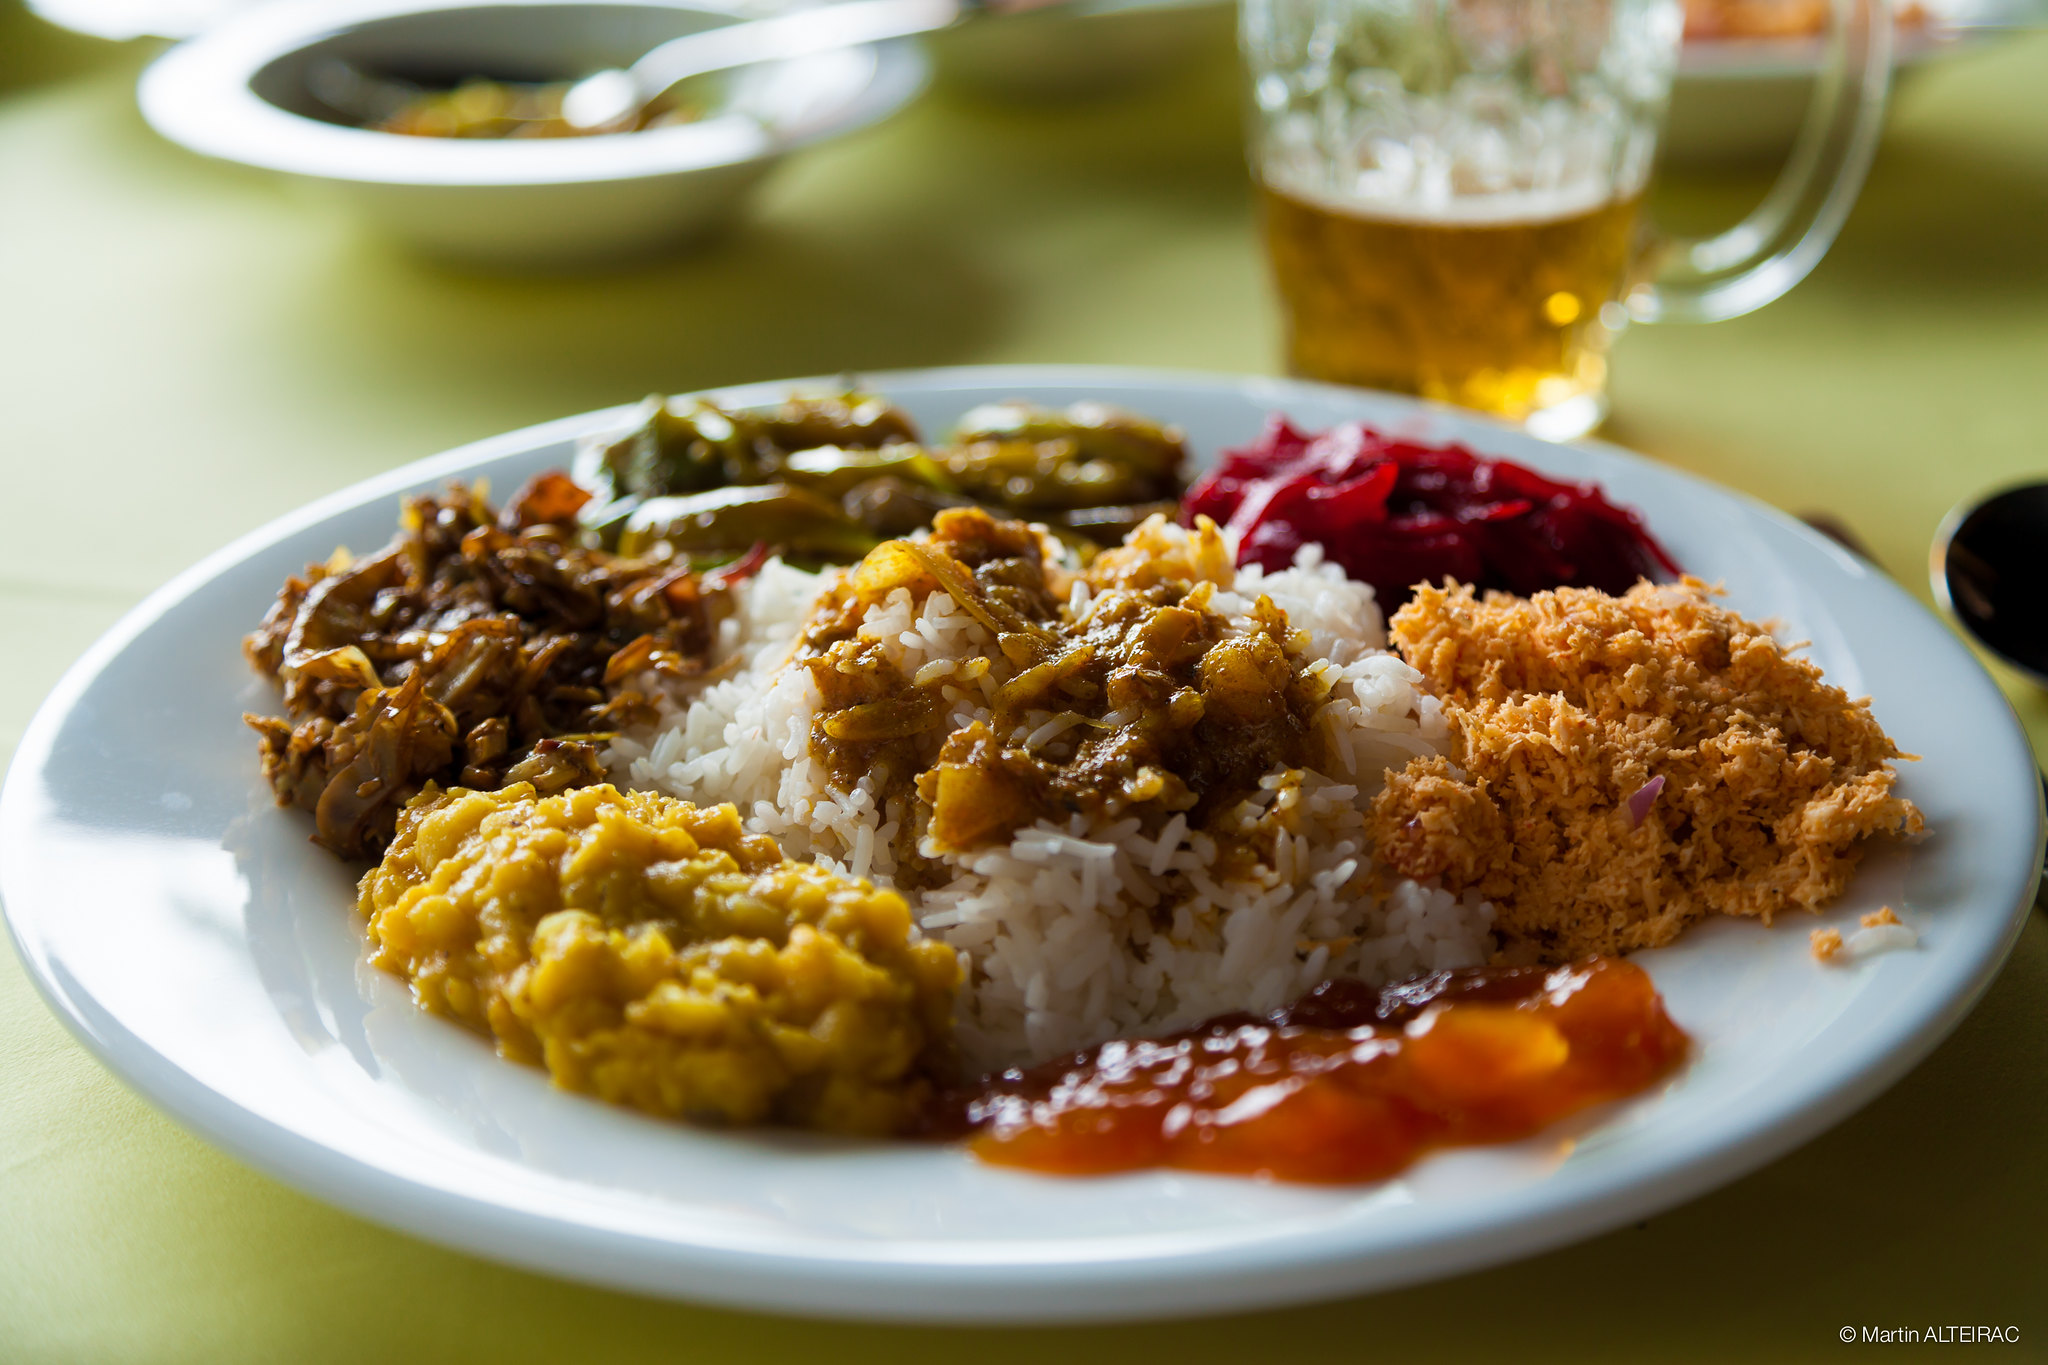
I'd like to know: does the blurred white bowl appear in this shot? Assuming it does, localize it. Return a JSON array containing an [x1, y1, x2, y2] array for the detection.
[[29, 0, 246, 41], [137, 0, 927, 267], [929, 0, 1229, 102]]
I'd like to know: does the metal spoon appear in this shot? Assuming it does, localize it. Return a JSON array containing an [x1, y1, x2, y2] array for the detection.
[[562, 0, 1033, 131], [1809, 504, 2048, 906], [1928, 484, 2048, 907], [309, 1, 945, 137], [1930, 481, 2048, 689]]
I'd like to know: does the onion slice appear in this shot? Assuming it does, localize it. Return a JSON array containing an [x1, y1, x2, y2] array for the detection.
[[1626, 775, 1666, 829]]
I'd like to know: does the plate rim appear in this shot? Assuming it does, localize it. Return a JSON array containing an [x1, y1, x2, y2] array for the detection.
[[4, 363, 2040, 1323]]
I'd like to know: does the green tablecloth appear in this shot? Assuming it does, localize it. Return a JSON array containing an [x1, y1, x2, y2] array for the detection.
[[3, 7, 2043, 1358]]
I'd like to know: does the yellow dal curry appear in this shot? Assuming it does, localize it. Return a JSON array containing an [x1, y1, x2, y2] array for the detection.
[[358, 782, 961, 1134]]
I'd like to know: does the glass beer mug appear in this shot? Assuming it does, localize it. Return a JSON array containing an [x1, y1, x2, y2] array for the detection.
[[1242, 0, 1892, 438]]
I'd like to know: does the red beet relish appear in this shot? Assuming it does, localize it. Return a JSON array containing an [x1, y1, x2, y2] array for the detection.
[[1182, 417, 1680, 605], [922, 958, 1688, 1183]]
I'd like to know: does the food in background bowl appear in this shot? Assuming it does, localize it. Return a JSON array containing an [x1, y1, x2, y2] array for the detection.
[[368, 75, 710, 138]]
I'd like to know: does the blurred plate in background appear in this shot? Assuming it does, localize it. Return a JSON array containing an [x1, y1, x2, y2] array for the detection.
[[1664, 0, 2042, 161]]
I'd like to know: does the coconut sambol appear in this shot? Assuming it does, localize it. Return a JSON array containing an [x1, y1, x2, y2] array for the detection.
[[244, 391, 1923, 1182]]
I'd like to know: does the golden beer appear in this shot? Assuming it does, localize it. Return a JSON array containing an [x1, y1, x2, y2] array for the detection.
[[1262, 184, 1645, 424]]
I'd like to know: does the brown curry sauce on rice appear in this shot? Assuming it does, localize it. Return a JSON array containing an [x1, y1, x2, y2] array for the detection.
[[794, 508, 1337, 885], [926, 520, 1330, 858], [788, 509, 1068, 882], [1369, 578, 1923, 959]]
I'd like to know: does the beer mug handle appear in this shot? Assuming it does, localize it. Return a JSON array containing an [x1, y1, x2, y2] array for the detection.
[[1628, 0, 1894, 324]]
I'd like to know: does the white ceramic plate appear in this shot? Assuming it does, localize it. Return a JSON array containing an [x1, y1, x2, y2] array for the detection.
[[2, 367, 2038, 1324]]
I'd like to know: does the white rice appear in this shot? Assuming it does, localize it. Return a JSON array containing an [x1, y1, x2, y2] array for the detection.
[[609, 530, 1494, 1071]]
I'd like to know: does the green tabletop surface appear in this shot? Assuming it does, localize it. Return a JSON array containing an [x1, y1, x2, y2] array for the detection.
[[3, 4, 2044, 1359]]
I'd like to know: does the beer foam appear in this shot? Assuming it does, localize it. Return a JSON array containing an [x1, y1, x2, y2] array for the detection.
[[1261, 170, 1624, 228]]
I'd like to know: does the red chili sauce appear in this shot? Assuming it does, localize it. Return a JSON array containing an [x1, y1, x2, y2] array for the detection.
[[926, 958, 1687, 1182], [1183, 418, 1680, 607]]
